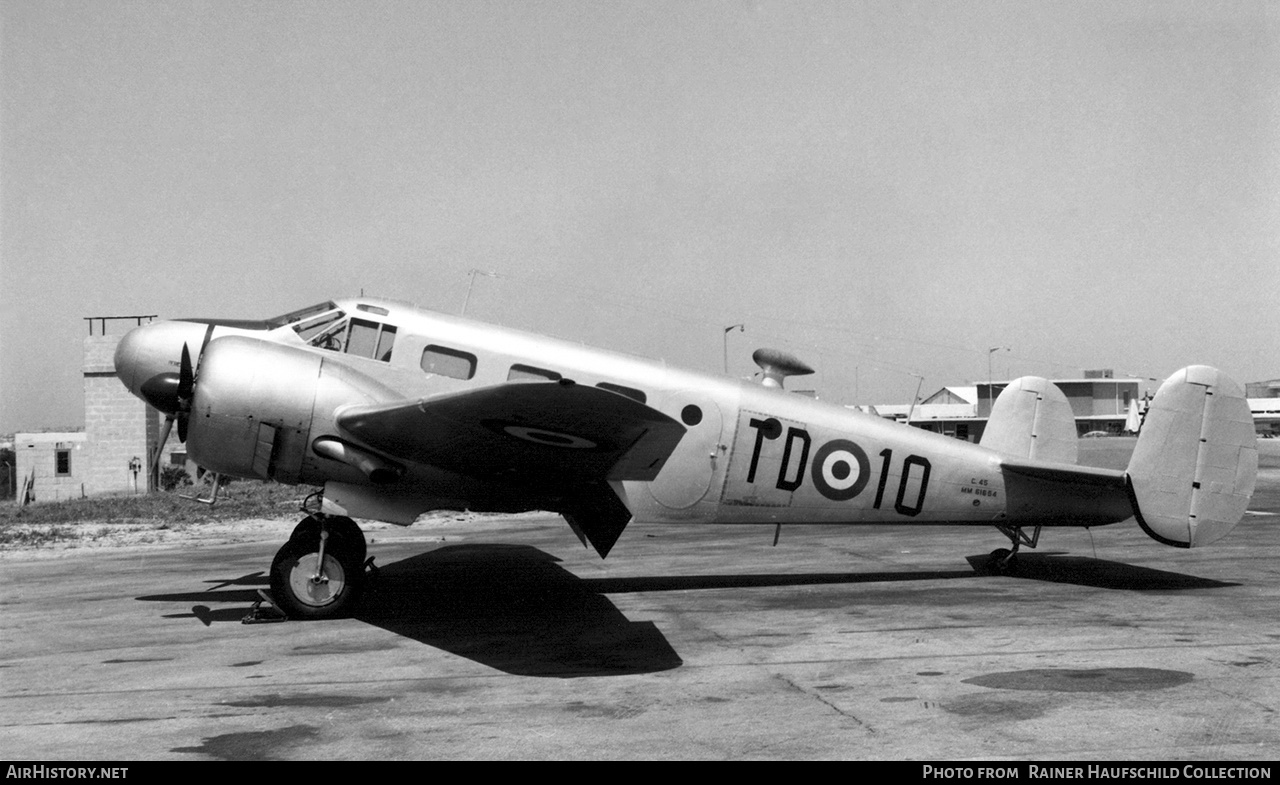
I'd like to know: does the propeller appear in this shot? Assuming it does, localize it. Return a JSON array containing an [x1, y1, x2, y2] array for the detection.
[[176, 343, 193, 442], [138, 343, 195, 477]]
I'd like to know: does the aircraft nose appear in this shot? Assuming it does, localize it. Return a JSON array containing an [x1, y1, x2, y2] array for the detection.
[[114, 320, 209, 403]]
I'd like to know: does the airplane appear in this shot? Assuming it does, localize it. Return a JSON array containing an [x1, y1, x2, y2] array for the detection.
[[113, 297, 1259, 620]]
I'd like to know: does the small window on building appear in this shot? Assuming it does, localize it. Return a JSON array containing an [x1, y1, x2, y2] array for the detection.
[[169, 452, 187, 466], [421, 345, 477, 380], [508, 364, 562, 382], [55, 449, 72, 476], [597, 382, 646, 403]]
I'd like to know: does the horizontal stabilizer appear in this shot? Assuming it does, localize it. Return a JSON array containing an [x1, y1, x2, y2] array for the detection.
[[1127, 366, 1257, 547], [981, 376, 1078, 464], [999, 458, 1134, 525]]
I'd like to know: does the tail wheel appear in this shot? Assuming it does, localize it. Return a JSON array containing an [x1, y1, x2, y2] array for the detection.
[[987, 548, 1016, 576], [269, 536, 363, 620]]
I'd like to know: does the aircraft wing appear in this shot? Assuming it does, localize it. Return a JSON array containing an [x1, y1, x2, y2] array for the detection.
[[335, 380, 687, 486]]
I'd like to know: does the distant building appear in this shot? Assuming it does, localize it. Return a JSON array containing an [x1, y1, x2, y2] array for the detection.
[[861, 371, 1279, 442], [1246, 379, 1279, 398], [858, 371, 1142, 442], [12, 316, 187, 504], [13, 432, 90, 503], [1251, 398, 1280, 438]]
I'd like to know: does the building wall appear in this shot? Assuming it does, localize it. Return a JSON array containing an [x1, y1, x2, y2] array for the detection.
[[14, 432, 89, 502], [82, 335, 154, 495]]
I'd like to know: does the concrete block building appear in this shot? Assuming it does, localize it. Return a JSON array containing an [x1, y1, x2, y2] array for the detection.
[[14, 317, 183, 503]]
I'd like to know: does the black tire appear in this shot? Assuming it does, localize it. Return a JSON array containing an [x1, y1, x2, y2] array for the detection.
[[987, 548, 1016, 576], [290, 515, 367, 567], [289, 515, 322, 543], [269, 536, 363, 620]]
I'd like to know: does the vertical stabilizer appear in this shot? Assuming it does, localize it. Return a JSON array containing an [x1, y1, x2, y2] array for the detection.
[[1126, 366, 1257, 547], [980, 376, 1079, 464]]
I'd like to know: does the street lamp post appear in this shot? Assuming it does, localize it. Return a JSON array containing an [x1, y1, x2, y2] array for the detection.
[[723, 324, 744, 375]]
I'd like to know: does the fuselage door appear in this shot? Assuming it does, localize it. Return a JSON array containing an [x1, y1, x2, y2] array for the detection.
[[647, 393, 724, 510]]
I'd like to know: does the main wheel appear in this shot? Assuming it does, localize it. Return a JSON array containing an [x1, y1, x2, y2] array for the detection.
[[269, 536, 363, 620], [289, 515, 367, 567]]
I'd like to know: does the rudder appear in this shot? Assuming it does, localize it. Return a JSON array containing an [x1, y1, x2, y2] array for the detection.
[[980, 376, 1079, 464], [1126, 366, 1257, 547]]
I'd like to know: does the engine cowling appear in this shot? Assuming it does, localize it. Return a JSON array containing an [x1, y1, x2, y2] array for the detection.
[[187, 336, 398, 485]]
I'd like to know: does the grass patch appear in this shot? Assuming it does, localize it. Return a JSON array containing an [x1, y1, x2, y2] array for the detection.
[[0, 481, 316, 547]]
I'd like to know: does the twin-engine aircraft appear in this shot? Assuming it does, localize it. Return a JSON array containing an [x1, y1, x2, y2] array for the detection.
[[114, 297, 1258, 620]]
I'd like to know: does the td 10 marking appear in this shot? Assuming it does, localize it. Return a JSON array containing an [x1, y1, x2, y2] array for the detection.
[[744, 418, 932, 516]]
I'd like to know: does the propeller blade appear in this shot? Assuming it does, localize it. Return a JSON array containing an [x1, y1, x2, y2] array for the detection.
[[153, 416, 174, 477], [178, 343, 193, 401], [177, 343, 194, 443]]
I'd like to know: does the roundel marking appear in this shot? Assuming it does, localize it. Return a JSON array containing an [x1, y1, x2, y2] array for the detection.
[[811, 439, 871, 501], [502, 426, 597, 449]]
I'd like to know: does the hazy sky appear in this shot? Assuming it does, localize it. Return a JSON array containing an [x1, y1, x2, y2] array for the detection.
[[3, 0, 1277, 433]]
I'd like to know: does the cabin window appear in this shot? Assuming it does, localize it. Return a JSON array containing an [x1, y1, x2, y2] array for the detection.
[[597, 382, 646, 403], [508, 364, 561, 382], [340, 316, 394, 358], [421, 345, 476, 380], [55, 449, 72, 476], [356, 303, 390, 316]]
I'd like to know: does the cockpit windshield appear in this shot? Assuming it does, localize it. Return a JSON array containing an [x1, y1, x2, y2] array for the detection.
[[264, 301, 339, 329]]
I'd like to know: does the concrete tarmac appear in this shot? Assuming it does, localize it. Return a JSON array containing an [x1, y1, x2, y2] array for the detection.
[[2, 471, 1277, 761]]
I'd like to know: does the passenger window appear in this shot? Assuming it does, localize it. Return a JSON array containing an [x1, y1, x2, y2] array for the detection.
[[508, 364, 561, 382], [597, 382, 646, 403], [421, 345, 477, 380]]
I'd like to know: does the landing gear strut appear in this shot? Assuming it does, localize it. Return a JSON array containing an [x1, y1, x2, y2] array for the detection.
[[987, 524, 1041, 576], [268, 514, 369, 619]]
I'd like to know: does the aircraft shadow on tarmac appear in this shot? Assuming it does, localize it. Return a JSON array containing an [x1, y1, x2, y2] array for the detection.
[[962, 551, 1238, 590], [134, 544, 1233, 677]]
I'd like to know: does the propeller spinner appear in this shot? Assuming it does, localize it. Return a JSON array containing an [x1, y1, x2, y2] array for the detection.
[[138, 344, 195, 473]]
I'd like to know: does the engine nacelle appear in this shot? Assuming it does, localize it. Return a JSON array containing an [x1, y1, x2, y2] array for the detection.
[[187, 336, 398, 485]]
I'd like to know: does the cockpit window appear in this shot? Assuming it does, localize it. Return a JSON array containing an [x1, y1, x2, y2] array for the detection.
[[294, 310, 347, 343], [346, 318, 397, 361], [265, 301, 339, 329], [304, 315, 397, 362]]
